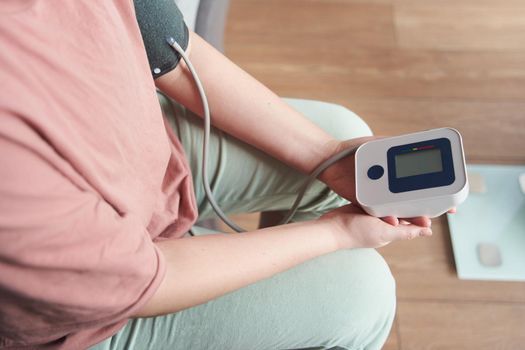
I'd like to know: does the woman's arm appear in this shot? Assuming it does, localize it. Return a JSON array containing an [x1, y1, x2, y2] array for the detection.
[[134, 206, 431, 318], [155, 32, 339, 175], [134, 220, 339, 317]]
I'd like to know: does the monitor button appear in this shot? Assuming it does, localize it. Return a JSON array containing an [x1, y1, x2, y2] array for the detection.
[[367, 165, 384, 180]]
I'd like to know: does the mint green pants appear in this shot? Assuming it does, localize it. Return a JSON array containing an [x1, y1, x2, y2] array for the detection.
[[91, 97, 395, 350]]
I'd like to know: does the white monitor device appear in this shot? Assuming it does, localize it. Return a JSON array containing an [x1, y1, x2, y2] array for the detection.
[[355, 128, 469, 218]]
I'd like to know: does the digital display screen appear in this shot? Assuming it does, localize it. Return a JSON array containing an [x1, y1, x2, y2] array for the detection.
[[395, 148, 443, 178]]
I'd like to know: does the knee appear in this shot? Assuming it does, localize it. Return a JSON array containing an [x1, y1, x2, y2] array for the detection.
[[283, 98, 373, 140], [321, 102, 373, 141], [317, 249, 396, 349]]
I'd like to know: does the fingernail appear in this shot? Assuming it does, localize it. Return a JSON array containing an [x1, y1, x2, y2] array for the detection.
[[420, 229, 432, 237]]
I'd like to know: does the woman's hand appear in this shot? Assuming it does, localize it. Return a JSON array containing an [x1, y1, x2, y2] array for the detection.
[[319, 137, 375, 204], [321, 204, 433, 250], [319, 138, 454, 227]]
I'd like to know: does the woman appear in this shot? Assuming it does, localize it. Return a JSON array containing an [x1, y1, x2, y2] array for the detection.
[[0, 1, 434, 349]]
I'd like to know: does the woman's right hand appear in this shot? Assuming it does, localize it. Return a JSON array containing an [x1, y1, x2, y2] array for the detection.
[[321, 204, 433, 250]]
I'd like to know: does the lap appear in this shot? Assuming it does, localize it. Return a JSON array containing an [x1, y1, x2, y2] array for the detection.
[[91, 248, 395, 350]]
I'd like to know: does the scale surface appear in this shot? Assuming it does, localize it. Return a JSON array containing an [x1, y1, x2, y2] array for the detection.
[[448, 164, 525, 281]]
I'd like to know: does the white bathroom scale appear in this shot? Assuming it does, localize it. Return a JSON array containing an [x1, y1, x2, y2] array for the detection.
[[447, 164, 525, 281]]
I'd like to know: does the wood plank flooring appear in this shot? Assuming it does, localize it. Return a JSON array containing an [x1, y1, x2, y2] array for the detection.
[[395, 0, 525, 51], [224, 0, 525, 348]]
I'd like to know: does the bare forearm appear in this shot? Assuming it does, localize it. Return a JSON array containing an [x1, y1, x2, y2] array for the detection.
[[156, 32, 337, 174], [133, 220, 342, 317]]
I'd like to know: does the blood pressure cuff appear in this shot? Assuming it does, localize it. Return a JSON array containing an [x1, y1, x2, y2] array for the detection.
[[134, 0, 189, 79]]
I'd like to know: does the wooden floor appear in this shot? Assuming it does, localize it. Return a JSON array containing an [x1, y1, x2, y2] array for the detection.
[[224, 0, 525, 349]]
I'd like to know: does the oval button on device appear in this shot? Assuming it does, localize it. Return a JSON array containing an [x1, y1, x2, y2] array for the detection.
[[367, 165, 384, 180]]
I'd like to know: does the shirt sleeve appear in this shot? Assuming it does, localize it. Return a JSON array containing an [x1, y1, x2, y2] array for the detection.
[[133, 0, 190, 79], [0, 130, 166, 347]]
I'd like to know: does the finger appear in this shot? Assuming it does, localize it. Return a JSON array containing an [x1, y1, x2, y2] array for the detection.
[[381, 216, 399, 226], [382, 224, 432, 242], [448, 207, 457, 214], [403, 216, 432, 228], [386, 225, 433, 242]]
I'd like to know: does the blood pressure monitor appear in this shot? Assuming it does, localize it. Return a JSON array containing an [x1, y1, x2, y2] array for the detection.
[[355, 128, 469, 218]]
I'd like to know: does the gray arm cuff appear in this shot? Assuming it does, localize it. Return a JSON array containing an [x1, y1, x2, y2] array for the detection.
[[134, 0, 190, 79]]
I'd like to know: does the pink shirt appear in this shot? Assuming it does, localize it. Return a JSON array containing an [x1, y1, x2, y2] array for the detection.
[[0, 1, 197, 348]]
